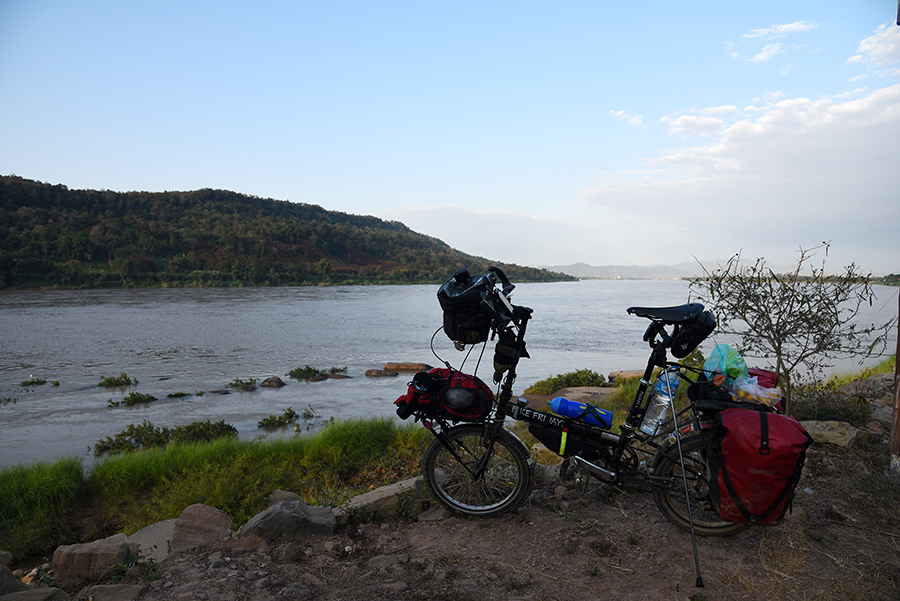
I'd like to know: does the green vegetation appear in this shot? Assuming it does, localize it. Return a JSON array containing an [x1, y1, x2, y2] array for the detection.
[[689, 243, 897, 409], [258, 407, 300, 430], [824, 355, 895, 388], [166, 392, 190, 398], [98, 373, 138, 387], [0, 417, 429, 563], [288, 365, 347, 380], [20, 378, 47, 387], [0, 175, 574, 289], [93, 419, 239, 456], [0, 457, 86, 561], [523, 369, 606, 395], [108, 392, 158, 407], [227, 377, 258, 391]]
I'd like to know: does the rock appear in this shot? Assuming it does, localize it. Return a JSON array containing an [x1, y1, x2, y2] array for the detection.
[[365, 369, 398, 377], [0, 563, 26, 596], [169, 504, 234, 556], [552, 387, 615, 404], [865, 420, 887, 434], [80, 584, 147, 601], [869, 404, 894, 429], [240, 501, 336, 541], [260, 376, 286, 387], [837, 372, 895, 398], [52, 532, 137, 590], [337, 477, 427, 521], [0, 589, 71, 600], [800, 421, 861, 447], [127, 518, 177, 563], [608, 370, 642, 383], [383, 363, 432, 372], [0, 551, 11, 568], [268, 490, 304, 505]]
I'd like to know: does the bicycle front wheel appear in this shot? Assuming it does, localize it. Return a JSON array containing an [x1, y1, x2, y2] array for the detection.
[[423, 425, 533, 518], [650, 434, 749, 537]]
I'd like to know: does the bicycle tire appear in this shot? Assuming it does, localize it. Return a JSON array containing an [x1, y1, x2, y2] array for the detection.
[[650, 434, 749, 537], [423, 425, 533, 518]]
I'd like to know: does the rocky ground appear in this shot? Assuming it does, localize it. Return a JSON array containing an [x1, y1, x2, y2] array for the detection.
[[4, 375, 899, 601], [44, 442, 900, 601]]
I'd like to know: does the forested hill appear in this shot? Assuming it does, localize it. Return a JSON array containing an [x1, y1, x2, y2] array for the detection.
[[0, 176, 572, 289]]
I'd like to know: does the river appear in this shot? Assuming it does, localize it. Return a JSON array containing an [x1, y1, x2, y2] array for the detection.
[[1, 280, 895, 467]]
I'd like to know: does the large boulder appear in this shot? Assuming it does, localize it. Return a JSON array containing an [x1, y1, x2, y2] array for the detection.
[[337, 477, 427, 521], [0, 564, 27, 596], [52, 532, 136, 590], [168, 504, 233, 555], [240, 500, 336, 541], [800, 421, 861, 447], [126, 518, 177, 563]]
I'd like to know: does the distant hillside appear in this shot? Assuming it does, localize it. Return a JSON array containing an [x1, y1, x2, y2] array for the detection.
[[543, 260, 800, 280], [542, 262, 708, 280], [0, 176, 573, 289]]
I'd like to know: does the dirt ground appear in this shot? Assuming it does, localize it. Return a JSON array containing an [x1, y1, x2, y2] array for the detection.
[[130, 440, 900, 601]]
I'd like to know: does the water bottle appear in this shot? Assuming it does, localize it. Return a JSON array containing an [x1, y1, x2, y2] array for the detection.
[[640, 366, 681, 435], [549, 397, 613, 428]]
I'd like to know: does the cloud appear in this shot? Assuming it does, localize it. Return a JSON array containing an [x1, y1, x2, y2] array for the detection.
[[744, 22, 819, 40], [751, 42, 784, 63], [609, 110, 644, 128], [661, 115, 726, 137], [847, 23, 900, 68], [729, 21, 820, 64], [701, 105, 739, 116], [578, 84, 900, 269]]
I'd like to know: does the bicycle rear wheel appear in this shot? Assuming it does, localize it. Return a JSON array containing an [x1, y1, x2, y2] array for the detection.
[[423, 425, 533, 517], [651, 434, 749, 537]]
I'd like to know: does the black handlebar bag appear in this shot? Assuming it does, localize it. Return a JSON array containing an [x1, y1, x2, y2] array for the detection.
[[437, 271, 494, 344], [707, 408, 813, 525]]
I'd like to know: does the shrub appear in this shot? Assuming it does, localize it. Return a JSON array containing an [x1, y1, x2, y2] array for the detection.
[[288, 366, 347, 380], [93, 419, 238, 455], [258, 407, 300, 430], [523, 369, 606, 395], [98, 373, 138, 387], [227, 377, 257, 391]]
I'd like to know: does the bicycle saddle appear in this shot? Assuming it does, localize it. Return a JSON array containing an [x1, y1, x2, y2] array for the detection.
[[626, 303, 705, 323]]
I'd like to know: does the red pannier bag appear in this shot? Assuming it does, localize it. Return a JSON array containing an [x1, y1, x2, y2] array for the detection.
[[707, 408, 813, 525], [394, 368, 494, 422]]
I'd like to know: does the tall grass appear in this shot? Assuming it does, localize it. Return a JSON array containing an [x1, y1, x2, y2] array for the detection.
[[0, 457, 86, 561], [88, 417, 429, 534], [0, 418, 429, 564]]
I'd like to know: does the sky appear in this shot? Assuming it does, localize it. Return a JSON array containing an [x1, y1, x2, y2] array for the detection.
[[1, 1, 899, 275]]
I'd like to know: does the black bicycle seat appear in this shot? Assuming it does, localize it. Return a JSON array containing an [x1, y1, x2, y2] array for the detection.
[[626, 303, 704, 323]]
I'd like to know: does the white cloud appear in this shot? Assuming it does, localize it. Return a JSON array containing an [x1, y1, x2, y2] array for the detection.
[[578, 84, 900, 270], [701, 105, 739, 116], [609, 110, 644, 128], [730, 21, 820, 64], [849, 23, 900, 67], [751, 42, 784, 63], [744, 22, 820, 40], [664, 115, 726, 137]]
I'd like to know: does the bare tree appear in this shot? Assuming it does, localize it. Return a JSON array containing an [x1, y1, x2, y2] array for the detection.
[[689, 243, 896, 411]]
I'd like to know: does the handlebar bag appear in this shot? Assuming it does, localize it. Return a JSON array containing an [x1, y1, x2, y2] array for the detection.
[[394, 368, 494, 422], [707, 408, 813, 525], [437, 272, 494, 344]]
